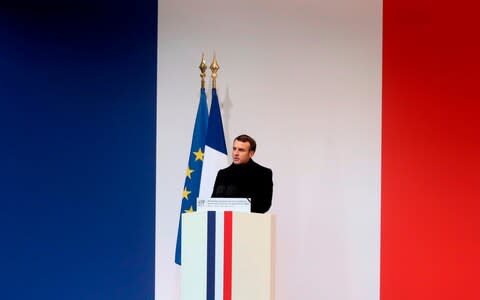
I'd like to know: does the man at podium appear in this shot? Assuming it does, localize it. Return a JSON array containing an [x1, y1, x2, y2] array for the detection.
[[211, 134, 273, 213]]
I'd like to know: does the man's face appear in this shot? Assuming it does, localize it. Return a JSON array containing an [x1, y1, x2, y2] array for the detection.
[[232, 140, 254, 165]]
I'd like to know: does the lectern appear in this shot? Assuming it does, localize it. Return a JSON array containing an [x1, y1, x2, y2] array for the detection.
[[181, 211, 273, 300]]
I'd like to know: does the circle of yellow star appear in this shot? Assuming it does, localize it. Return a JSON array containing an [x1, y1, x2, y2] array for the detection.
[[193, 148, 204, 161], [182, 187, 191, 200]]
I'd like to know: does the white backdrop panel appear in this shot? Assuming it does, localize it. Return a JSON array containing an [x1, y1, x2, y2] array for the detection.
[[156, 0, 382, 299]]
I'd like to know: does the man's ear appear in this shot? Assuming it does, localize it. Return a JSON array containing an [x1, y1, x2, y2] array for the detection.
[[248, 151, 255, 159]]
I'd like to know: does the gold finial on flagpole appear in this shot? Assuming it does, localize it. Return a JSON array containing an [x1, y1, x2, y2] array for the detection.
[[210, 53, 219, 89], [199, 53, 207, 89]]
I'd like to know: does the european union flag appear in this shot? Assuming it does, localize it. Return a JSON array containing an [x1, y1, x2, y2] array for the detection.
[[175, 87, 208, 265]]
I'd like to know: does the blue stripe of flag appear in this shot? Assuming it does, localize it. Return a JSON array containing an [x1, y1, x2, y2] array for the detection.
[[205, 88, 227, 155], [207, 211, 216, 300]]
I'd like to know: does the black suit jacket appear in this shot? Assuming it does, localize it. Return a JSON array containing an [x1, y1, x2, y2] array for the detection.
[[211, 159, 273, 213]]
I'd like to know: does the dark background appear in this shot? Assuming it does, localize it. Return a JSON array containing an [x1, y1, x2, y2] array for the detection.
[[0, 1, 156, 299]]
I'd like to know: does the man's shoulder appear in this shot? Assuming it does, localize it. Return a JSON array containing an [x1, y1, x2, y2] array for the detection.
[[250, 160, 272, 175], [220, 163, 234, 171], [217, 164, 234, 174], [217, 161, 272, 175]]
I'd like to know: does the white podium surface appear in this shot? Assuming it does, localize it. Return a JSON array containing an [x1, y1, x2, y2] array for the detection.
[[181, 212, 208, 300], [181, 211, 273, 300], [232, 212, 272, 300]]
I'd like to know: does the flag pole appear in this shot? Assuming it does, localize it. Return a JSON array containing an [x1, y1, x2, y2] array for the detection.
[[210, 53, 219, 89], [200, 53, 207, 89]]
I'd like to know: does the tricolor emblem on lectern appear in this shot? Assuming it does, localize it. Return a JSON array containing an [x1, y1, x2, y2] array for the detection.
[[181, 211, 273, 300]]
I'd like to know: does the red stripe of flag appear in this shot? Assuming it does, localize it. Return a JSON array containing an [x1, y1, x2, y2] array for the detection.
[[381, 0, 480, 299]]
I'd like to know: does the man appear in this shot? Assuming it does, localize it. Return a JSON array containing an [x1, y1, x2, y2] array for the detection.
[[212, 134, 273, 213]]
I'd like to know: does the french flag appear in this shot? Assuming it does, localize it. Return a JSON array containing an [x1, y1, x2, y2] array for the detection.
[[199, 88, 229, 199]]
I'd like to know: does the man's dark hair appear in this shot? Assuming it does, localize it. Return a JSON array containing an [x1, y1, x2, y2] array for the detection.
[[234, 134, 257, 152]]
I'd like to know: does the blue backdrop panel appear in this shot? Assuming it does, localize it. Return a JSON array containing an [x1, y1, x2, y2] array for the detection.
[[0, 1, 156, 299]]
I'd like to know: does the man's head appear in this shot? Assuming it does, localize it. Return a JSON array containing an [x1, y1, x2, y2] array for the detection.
[[232, 134, 256, 165]]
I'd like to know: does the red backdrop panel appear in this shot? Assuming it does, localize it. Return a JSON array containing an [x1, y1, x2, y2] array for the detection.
[[381, 1, 480, 299]]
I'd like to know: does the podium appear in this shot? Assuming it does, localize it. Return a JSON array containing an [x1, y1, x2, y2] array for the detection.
[[181, 211, 273, 300]]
